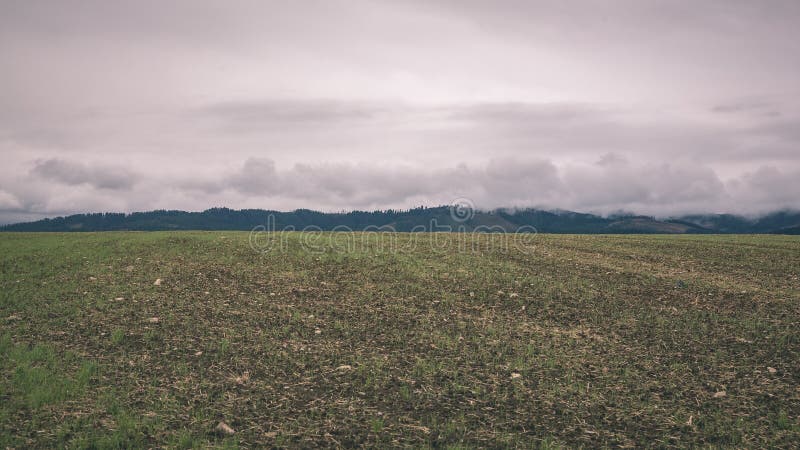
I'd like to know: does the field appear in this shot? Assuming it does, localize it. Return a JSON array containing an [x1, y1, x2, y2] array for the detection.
[[1, 232, 799, 448]]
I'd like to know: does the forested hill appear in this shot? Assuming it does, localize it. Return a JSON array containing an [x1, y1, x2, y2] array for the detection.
[[3, 207, 800, 234]]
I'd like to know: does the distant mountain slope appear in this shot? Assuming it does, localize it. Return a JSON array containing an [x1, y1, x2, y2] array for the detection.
[[605, 217, 708, 234], [2, 207, 800, 234], [770, 225, 800, 235], [676, 211, 800, 234]]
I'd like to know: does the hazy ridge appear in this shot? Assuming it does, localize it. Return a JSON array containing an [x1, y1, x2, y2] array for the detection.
[[3, 207, 800, 234]]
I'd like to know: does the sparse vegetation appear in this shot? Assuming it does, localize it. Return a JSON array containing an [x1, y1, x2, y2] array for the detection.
[[1, 231, 798, 447]]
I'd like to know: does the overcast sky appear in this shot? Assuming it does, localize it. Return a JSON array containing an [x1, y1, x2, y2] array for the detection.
[[1, 0, 800, 223]]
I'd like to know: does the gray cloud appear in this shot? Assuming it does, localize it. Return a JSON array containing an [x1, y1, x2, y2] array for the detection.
[[2, 155, 800, 224], [711, 100, 777, 115], [181, 157, 800, 216], [179, 99, 800, 167], [199, 100, 396, 126], [31, 158, 140, 190], [0, 190, 22, 210]]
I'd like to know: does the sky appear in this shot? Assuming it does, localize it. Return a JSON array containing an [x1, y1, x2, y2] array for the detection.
[[1, 0, 800, 224]]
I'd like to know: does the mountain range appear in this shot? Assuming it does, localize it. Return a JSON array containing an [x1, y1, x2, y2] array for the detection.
[[2, 207, 800, 234]]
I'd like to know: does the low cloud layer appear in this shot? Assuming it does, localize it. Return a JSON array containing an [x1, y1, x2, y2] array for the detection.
[[2, 154, 798, 224]]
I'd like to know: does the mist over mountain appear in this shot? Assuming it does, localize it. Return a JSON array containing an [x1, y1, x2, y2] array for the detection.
[[3, 207, 799, 234]]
